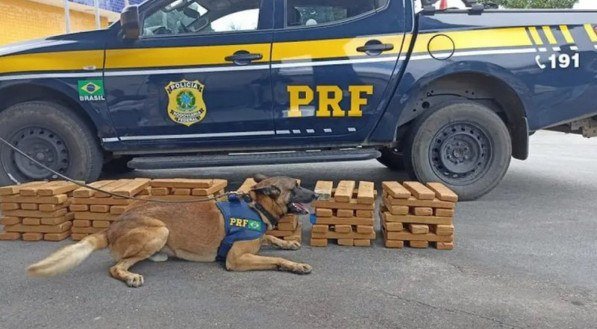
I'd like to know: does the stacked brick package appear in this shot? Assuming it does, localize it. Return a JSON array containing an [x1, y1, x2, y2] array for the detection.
[[381, 181, 457, 250], [144, 178, 227, 201], [70, 179, 151, 240], [310, 180, 376, 247], [0, 181, 78, 241]]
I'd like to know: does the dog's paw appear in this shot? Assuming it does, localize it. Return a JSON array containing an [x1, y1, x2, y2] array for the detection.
[[292, 263, 312, 275], [286, 241, 301, 250], [126, 274, 144, 288]]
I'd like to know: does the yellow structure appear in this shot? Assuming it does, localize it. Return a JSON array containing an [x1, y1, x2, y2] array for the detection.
[[0, 0, 118, 46]]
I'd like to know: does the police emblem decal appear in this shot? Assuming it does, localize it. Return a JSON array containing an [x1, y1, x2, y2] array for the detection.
[[165, 80, 207, 127]]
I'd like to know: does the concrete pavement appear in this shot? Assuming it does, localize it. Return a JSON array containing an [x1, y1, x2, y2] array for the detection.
[[0, 131, 596, 328]]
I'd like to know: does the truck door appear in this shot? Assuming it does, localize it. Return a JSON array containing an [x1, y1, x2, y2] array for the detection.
[[271, 0, 407, 144], [103, 0, 274, 148]]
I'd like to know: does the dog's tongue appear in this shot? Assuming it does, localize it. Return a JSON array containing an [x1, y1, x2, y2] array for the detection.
[[292, 203, 309, 214]]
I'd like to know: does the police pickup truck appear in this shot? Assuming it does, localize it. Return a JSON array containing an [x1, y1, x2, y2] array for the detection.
[[0, 0, 595, 200]]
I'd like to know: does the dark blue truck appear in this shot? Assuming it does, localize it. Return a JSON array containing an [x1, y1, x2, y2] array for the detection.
[[0, 0, 595, 199]]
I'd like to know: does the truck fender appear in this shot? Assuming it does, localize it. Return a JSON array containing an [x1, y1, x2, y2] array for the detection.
[[370, 60, 532, 159], [0, 79, 116, 139]]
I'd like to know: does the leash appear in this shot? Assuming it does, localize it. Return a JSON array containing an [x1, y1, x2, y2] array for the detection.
[[0, 136, 239, 204]]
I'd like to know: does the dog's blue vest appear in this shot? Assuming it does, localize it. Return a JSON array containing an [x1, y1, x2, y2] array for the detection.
[[215, 199, 267, 261]]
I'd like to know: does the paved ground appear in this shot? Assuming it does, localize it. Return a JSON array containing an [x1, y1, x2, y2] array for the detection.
[[1, 131, 596, 329]]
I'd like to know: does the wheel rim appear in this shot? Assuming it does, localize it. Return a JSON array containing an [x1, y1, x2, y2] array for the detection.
[[7, 127, 69, 180], [429, 122, 492, 185]]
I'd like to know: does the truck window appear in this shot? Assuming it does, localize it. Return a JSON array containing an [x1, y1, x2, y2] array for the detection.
[[143, 0, 261, 36], [286, 0, 389, 27], [211, 9, 259, 32]]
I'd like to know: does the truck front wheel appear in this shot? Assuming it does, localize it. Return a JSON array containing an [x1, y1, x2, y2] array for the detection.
[[0, 101, 103, 186], [403, 101, 512, 201]]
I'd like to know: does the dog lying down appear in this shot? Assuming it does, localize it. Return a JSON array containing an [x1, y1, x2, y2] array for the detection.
[[27, 175, 317, 287]]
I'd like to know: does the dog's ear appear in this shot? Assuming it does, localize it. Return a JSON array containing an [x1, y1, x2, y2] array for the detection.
[[253, 185, 281, 198], [254, 174, 269, 183]]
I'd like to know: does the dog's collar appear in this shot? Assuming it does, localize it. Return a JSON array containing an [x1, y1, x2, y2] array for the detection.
[[250, 202, 279, 228]]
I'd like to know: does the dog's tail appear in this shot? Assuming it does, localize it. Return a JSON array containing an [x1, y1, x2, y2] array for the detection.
[[27, 231, 108, 277]]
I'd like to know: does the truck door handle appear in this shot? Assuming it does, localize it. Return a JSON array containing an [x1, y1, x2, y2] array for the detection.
[[357, 40, 394, 56], [225, 51, 263, 66]]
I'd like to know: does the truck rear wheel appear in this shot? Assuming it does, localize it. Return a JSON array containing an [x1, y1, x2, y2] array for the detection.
[[0, 101, 103, 186], [403, 101, 511, 201]]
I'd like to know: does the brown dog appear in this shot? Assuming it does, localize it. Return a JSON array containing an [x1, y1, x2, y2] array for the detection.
[[27, 175, 317, 287]]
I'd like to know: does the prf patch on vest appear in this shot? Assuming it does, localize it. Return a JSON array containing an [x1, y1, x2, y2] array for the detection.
[[229, 217, 264, 232], [165, 79, 207, 126]]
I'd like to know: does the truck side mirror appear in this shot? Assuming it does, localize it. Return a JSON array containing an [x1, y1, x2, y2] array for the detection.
[[121, 5, 140, 40]]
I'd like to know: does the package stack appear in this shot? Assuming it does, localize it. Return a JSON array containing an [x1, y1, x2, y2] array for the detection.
[[236, 178, 302, 243], [380, 181, 457, 250], [310, 180, 376, 247], [70, 179, 151, 240], [145, 178, 228, 201], [0, 181, 78, 241], [70, 178, 228, 240]]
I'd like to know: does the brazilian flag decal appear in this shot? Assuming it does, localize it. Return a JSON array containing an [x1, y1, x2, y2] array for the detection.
[[77, 79, 105, 101]]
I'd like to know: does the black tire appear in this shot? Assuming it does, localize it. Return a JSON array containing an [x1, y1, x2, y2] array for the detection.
[[377, 147, 405, 171], [102, 156, 134, 175], [403, 100, 511, 201], [0, 101, 103, 186]]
